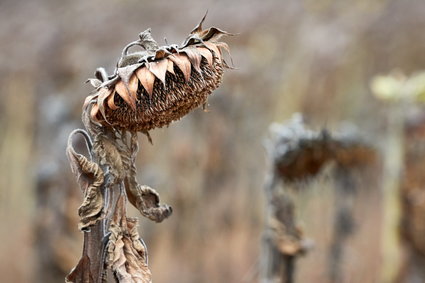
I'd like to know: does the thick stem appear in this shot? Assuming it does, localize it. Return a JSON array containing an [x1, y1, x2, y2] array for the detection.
[[260, 172, 303, 283], [328, 167, 356, 283]]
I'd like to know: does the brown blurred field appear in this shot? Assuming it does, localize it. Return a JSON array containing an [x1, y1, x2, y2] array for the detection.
[[1, 0, 425, 282]]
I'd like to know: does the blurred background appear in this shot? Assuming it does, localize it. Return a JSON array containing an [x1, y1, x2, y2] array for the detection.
[[1, 0, 425, 282]]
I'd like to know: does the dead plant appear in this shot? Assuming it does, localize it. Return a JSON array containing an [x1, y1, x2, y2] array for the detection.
[[65, 15, 232, 283]]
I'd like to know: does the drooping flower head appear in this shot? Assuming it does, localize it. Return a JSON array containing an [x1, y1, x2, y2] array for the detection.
[[84, 14, 232, 132]]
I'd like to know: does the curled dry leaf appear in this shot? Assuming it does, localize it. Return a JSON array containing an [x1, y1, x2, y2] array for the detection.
[[66, 129, 105, 231], [85, 15, 232, 132], [107, 196, 152, 283], [125, 182, 173, 223], [268, 217, 306, 256]]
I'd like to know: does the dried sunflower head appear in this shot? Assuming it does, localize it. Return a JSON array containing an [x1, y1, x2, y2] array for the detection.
[[84, 15, 232, 132]]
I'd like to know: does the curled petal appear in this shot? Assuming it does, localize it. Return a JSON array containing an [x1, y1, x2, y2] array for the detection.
[[201, 27, 233, 42], [83, 94, 98, 109], [107, 93, 118, 110], [203, 41, 222, 62], [215, 42, 231, 57], [196, 47, 213, 66]]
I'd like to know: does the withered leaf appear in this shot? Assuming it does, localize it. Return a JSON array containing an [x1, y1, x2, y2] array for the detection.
[[136, 66, 155, 97], [124, 179, 172, 223], [78, 178, 104, 230], [107, 196, 152, 283], [275, 239, 303, 256], [67, 130, 93, 192], [169, 54, 191, 82], [115, 81, 137, 110], [196, 47, 213, 66], [182, 47, 202, 74], [66, 130, 105, 230], [148, 59, 168, 85]]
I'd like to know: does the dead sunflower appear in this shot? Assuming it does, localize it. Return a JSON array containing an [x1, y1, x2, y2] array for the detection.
[[84, 14, 232, 132]]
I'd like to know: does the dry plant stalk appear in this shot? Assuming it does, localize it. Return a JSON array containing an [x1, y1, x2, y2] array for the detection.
[[65, 15, 231, 283], [261, 114, 377, 283], [398, 112, 425, 282]]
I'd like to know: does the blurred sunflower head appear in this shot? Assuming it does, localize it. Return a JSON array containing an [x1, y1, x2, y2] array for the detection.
[[84, 14, 232, 132]]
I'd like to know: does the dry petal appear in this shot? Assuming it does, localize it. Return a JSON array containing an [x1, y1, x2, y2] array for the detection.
[[196, 47, 213, 66], [203, 41, 222, 62], [166, 59, 175, 75], [97, 88, 112, 120], [154, 49, 168, 60], [169, 54, 192, 82], [183, 48, 202, 74], [190, 11, 208, 35], [128, 75, 139, 101], [115, 81, 136, 110], [136, 66, 156, 97], [201, 27, 232, 42], [215, 42, 231, 57], [90, 103, 100, 122], [148, 59, 168, 85], [107, 93, 118, 110], [83, 94, 98, 109]]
